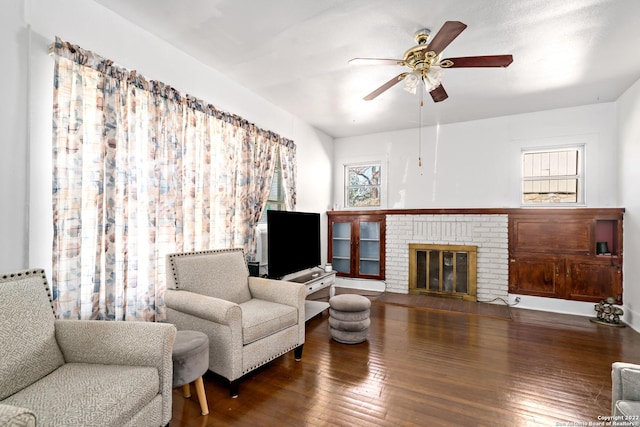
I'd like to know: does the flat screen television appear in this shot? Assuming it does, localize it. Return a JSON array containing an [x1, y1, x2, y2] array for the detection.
[[267, 210, 321, 279]]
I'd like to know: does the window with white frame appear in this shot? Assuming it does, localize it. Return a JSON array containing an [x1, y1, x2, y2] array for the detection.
[[345, 162, 381, 208], [522, 146, 584, 205]]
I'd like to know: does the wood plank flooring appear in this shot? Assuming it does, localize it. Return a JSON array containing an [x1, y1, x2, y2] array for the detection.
[[170, 294, 640, 427]]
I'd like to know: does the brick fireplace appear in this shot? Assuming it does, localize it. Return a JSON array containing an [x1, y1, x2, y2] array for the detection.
[[385, 214, 509, 303]]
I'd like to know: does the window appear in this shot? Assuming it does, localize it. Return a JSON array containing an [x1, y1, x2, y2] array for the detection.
[[522, 146, 583, 205], [345, 162, 381, 208], [260, 153, 285, 223]]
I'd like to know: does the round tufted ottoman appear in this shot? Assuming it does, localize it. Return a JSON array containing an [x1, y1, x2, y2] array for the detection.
[[328, 294, 371, 344], [172, 330, 210, 415]]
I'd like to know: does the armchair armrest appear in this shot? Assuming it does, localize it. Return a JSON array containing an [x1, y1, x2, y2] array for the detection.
[[248, 277, 306, 308], [55, 320, 175, 367], [0, 404, 36, 427], [612, 362, 640, 413], [165, 289, 242, 325]]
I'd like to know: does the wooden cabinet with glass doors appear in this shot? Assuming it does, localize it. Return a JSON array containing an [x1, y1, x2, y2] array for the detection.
[[327, 212, 385, 280]]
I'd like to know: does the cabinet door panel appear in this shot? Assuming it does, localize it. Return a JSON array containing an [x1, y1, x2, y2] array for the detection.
[[358, 221, 380, 276], [510, 256, 563, 297], [512, 219, 593, 255], [566, 259, 622, 303], [330, 221, 352, 275]]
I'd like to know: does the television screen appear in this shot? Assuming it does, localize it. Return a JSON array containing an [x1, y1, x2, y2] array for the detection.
[[267, 210, 321, 279]]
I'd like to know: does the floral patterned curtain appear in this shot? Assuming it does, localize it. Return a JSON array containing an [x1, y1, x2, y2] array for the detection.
[[50, 37, 295, 321], [279, 141, 297, 210]]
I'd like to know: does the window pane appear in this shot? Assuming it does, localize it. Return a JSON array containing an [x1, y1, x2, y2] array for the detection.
[[345, 163, 381, 207], [348, 165, 379, 186], [522, 148, 581, 205]]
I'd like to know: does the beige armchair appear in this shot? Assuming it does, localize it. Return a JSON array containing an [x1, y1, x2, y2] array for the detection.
[[0, 269, 176, 427], [612, 362, 640, 425], [165, 248, 306, 397]]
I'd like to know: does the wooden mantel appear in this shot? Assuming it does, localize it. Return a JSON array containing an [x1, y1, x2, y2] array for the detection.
[[327, 207, 625, 217]]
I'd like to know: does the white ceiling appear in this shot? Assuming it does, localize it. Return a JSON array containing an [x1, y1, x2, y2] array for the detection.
[[94, 0, 640, 139]]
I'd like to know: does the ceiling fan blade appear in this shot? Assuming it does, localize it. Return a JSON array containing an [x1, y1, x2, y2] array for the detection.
[[439, 55, 514, 68], [426, 21, 467, 55], [364, 72, 409, 101], [349, 57, 406, 66], [429, 84, 448, 103]]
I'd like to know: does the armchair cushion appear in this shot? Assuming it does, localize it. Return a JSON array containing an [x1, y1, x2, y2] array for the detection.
[[0, 272, 64, 400], [2, 363, 160, 427], [239, 299, 298, 345], [168, 250, 252, 304]]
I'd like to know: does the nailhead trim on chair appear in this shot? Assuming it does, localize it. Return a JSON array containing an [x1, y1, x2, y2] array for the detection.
[[242, 344, 298, 375], [167, 248, 247, 289], [0, 269, 54, 314]]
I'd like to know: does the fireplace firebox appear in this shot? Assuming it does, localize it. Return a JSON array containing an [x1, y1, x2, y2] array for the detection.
[[408, 244, 477, 301]]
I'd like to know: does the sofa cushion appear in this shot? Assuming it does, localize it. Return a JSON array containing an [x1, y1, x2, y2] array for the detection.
[[2, 363, 159, 427], [240, 299, 298, 345], [0, 271, 65, 400], [168, 250, 252, 304]]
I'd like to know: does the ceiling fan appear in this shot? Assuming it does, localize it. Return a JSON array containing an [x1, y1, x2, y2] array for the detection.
[[350, 21, 513, 103]]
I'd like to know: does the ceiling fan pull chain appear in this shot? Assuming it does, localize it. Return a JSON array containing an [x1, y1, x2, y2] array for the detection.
[[418, 84, 424, 167]]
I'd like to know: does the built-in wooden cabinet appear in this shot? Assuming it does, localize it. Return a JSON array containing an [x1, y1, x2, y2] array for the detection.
[[508, 208, 624, 304], [327, 212, 385, 280]]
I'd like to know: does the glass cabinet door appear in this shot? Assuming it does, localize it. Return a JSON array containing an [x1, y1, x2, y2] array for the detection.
[[331, 222, 352, 274], [359, 221, 380, 276]]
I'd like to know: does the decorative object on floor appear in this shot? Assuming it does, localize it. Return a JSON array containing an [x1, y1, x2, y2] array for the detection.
[[172, 330, 210, 416], [611, 362, 640, 420], [165, 248, 306, 397], [0, 269, 176, 427], [591, 297, 625, 327], [329, 294, 371, 344]]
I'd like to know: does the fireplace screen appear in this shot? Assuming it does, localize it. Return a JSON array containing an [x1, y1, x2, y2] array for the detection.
[[409, 244, 477, 301]]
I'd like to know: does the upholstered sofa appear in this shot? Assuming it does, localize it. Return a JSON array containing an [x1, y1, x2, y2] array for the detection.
[[165, 248, 306, 397], [0, 269, 176, 427], [612, 362, 640, 425]]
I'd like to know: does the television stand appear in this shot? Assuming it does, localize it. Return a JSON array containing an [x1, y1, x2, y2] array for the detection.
[[284, 268, 336, 321]]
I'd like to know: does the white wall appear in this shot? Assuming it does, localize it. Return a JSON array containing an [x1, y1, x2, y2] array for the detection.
[[334, 103, 622, 317], [333, 103, 618, 209], [0, 0, 29, 272], [1, 0, 334, 276], [617, 76, 640, 332]]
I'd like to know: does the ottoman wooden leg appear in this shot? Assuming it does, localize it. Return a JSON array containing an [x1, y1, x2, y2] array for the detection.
[[194, 377, 209, 415], [182, 383, 191, 398]]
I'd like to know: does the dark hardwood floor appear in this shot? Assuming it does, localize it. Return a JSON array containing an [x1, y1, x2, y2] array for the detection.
[[170, 293, 640, 427]]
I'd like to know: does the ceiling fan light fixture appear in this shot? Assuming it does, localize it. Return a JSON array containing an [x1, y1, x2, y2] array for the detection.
[[403, 73, 421, 94], [404, 68, 444, 95], [424, 68, 444, 92]]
